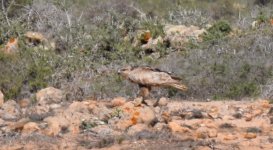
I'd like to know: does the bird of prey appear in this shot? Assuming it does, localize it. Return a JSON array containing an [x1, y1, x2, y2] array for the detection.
[[118, 66, 188, 99]]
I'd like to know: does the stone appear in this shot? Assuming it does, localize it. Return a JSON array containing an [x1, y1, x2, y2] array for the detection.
[[115, 120, 133, 131], [154, 123, 167, 131], [111, 97, 126, 107], [208, 129, 218, 138], [127, 124, 148, 135], [164, 25, 205, 49], [143, 99, 157, 106], [195, 127, 208, 139], [27, 105, 51, 121], [24, 31, 46, 45], [9, 118, 30, 131], [252, 109, 263, 117], [141, 36, 164, 52], [244, 113, 253, 121], [0, 100, 21, 121], [139, 106, 156, 125], [158, 97, 168, 106], [0, 90, 4, 108], [22, 122, 40, 134], [168, 121, 190, 133], [260, 100, 270, 109], [91, 125, 114, 137], [18, 98, 31, 108], [244, 132, 257, 139], [36, 87, 63, 105], [133, 97, 143, 106], [43, 116, 69, 136], [223, 133, 238, 141]]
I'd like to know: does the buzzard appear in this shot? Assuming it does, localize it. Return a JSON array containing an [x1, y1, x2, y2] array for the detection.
[[118, 66, 188, 99]]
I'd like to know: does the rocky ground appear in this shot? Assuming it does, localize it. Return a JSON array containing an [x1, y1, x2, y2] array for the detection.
[[1, 87, 273, 150]]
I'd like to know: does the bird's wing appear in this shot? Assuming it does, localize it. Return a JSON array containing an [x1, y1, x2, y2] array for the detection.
[[128, 67, 179, 86]]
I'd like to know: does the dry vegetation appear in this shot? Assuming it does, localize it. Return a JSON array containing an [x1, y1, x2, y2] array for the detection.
[[0, 0, 273, 101]]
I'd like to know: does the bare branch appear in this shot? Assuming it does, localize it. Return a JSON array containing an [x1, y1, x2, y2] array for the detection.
[[1, 0, 10, 26]]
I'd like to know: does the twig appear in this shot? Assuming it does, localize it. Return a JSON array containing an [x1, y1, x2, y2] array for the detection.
[[1, 0, 11, 26], [65, 10, 71, 28]]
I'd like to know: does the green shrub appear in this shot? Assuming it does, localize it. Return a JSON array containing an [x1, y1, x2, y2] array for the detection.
[[202, 20, 232, 42], [226, 82, 259, 99]]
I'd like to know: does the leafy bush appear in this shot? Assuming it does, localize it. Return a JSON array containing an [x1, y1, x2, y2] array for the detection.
[[202, 20, 232, 42]]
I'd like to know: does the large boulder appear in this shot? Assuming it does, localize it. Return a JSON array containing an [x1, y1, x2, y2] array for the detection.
[[0, 90, 4, 108], [24, 31, 46, 46], [22, 122, 40, 135], [114, 104, 156, 131], [164, 25, 205, 49], [36, 87, 63, 105], [0, 100, 21, 121]]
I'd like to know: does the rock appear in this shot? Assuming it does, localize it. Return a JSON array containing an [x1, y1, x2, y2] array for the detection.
[[190, 109, 204, 119], [195, 146, 211, 150], [244, 113, 253, 121], [161, 112, 171, 123], [252, 109, 263, 117], [195, 127, 208, 139], [222, 133, 238, 141], [244, 132, 257, 139], [18, 98, 31, 108], [92, 104, 112, 121], [9, 118, 30, 131], [168, 121, 190, 133], [127, 124, 148, 135], [2, 38, 19, 54], [0, 100, 21, 121], [133, 97, 143, 106], [141, 36, 164, 52], [36, 87, 63, 105], [27, 105, 52, 121], [139, 106, 156, 125], [115, 120, 134, 131], [143, 99, 157, 106], [91, 125, 114, 137], [154, 123, 167, 131], [43, 116, 69, 136], [195, 127, 217, 139], [24, 31, 46, 45], [0, 91, 3, 108], [22, 122, 40, 134], [111, 97, 126, 107], [208, 129, 218, 138], [158, 97, 168, 106], [49, 103, 62, 110], [164, 25, 205, 49], [260, 100, 270, 109]]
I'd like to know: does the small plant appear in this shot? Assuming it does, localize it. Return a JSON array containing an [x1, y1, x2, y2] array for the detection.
[[111, 108, 123, 118], [202, 20, 232, 42], [226, 82, 259, 99], [80, 120, 98, 130]]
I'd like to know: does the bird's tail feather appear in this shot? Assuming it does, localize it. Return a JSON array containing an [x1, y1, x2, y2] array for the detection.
[[169, 83, 188, 91]]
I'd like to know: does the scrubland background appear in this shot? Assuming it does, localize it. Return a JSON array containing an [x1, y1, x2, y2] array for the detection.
[[0, 0, 273, 101]]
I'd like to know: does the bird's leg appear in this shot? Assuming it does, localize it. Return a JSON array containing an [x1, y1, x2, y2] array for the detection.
[[138, 85, 151, 105]]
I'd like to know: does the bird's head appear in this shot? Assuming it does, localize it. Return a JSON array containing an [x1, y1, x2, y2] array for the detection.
[[118, 66, 132, 78]]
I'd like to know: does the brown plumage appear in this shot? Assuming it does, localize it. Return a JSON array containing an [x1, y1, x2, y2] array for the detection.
[[118, 66, 188, 98]]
